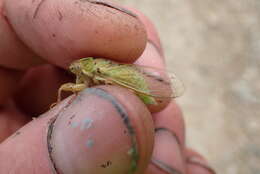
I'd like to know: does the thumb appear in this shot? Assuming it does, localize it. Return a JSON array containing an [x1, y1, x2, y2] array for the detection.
[[0, 86, 154, 174]]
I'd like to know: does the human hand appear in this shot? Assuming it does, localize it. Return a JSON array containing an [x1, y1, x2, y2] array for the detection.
[[0, 0, 215, 173]]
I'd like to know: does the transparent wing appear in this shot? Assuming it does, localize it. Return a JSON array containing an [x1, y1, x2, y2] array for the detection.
[[102, 64, 185, 98], [135, 65, 185, 98]]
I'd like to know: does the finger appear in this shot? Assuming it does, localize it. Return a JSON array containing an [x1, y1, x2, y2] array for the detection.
[[0, 67, 23, 104], [128, 8, 164, 59], [0, 65, 70, 141], [14, 64, 73, 116], [153, 101, 185, 147], [13, 42, 166, 116], [0, 0, 146, 104], [0, 0, 43, 104], [0, 0, 44, 70], [0, 100, 30, 142], [3, 0, 147, 68], [134, 9, 165, 69], [0, 86, 154, 174], [13, 8, 167, 116], [146, 102, 186, 174], [186, 149, 216, 174], [132, 10, 170, 112]]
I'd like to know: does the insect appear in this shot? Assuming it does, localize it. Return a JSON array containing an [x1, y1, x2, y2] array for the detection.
[[56, 57, 184, 105]]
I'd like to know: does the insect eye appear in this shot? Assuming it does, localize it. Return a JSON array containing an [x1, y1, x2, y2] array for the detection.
[[69, 65, 77, 73], [69, 66, 74, 71]]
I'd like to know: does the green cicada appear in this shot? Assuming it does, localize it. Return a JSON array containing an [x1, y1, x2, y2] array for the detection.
[[56, 57, 184, 105]]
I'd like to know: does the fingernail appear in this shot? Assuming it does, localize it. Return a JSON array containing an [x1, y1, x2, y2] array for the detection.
[[155, 128, 181, 146], [151, 129, 184, 174], [147, 39, 164, 57], [84, 0, 137, 18], [135, 41, 166, 70], [48, 88, 139, 174], [187, 156, 216, 174]]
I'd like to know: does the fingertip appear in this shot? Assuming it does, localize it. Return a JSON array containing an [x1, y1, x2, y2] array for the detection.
[[185, 149, 216, 174], [132, 8, 165, 68], [146, 128, 185, 174], [1, 87, 154, 174], [145, 101, 186, 174], [153, 101, 186, 147], [128, 8, 172, 113], [4, 0, 147, 67], [127, 8, 164, 58], [134, 41, 170, 113], [50, 86, 154, 174]]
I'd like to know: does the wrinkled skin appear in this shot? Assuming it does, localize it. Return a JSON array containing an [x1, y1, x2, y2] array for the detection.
[[0, 0, 215, 174]]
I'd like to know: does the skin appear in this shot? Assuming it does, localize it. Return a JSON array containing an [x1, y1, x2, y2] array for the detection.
[[0, 0, 216, 173]]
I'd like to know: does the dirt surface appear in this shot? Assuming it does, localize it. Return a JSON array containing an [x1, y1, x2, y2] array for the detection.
[[114, 0, 260, 173]]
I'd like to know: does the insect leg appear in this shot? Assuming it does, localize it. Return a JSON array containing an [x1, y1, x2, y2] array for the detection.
[[94, 76, 113, 85], [57, 83, 87, 102]]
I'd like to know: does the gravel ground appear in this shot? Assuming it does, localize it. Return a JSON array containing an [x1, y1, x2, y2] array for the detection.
[[114, 0, 260, 173]]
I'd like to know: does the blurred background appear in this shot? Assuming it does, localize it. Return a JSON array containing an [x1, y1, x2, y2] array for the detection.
[[114, 0, 260, 174]]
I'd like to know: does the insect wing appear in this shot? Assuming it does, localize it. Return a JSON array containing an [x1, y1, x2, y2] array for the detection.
[[134, 65, 185, 98], [102, 64, 185, 98]]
